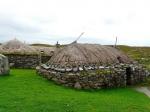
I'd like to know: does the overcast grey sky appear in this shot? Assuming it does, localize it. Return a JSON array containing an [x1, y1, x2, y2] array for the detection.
[[0, 0, 150, 46]]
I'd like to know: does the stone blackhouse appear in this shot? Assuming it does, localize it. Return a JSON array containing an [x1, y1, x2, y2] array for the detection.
[[37, 43, 150, 89], [0, 39, 55, 68]]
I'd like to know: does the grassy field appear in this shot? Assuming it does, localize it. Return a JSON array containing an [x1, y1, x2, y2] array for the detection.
[[0, 69, 150, 112], [118, 46, 150, 70]]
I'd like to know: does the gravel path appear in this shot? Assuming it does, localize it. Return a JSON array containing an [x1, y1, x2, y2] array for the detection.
[[135, 87, 150, 98]]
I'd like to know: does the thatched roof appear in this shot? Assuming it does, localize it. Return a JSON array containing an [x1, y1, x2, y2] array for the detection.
[[0, 39, 38, 55], [33, 46, 55, 56], [48, 43, 132, 67]]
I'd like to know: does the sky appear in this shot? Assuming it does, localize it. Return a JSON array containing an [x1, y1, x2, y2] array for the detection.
[[0, 0, 150, 46]]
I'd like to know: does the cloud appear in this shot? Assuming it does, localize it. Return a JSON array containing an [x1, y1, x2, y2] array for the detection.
[[0, 0, 150, 46], [104, 19, 116, 25], [0, 15, 41, 33]]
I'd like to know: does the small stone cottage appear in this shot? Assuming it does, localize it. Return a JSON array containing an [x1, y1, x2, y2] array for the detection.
[[0, 54, 9, 75], [37, 43, 149, 89], [0, 39, 55, 68]]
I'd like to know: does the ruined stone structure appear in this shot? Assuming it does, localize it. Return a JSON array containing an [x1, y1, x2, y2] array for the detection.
[[0, 54, 9, 75], [37, 43, 149, 89]]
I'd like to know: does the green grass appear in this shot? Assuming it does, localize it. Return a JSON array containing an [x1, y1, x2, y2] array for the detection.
[[0, 69, 150, 112], [118, 45, 150, 70]]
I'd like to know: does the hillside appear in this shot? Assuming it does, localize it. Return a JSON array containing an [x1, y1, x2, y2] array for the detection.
[[118, 45, 150, 70]]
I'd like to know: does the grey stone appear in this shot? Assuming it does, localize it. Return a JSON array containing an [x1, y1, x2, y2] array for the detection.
[[0, 54, 9, 75], [79, 67, 83, 71], [4, 54, 51, 68], [66, 68, 72, 72], [73, 67, 78, 72], [74, 82, 82, 89], [36, 63, 149, 89]]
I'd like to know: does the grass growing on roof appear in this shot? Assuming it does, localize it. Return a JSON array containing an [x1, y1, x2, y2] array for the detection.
[[0, 69, 150, 112]]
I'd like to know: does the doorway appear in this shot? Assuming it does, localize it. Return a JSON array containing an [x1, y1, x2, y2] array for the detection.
[[126, 67, 132, 85]]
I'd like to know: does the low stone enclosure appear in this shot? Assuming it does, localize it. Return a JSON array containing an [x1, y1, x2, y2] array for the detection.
[[0, 54, 9, 76], [36, 43, 150, 89], [4, 54, 51, 69], [37, 63, 149, 89]]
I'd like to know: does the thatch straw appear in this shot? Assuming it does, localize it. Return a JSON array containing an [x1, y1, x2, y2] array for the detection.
[[0, 39, 38, 55], [33, 46, 55, 56], [48, 43, 132, 67], [0, 39, 56, 55]]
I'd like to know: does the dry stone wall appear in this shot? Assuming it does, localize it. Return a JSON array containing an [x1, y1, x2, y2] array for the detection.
[[4, 54, 51, 68], [36, 64, 149, 89]]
